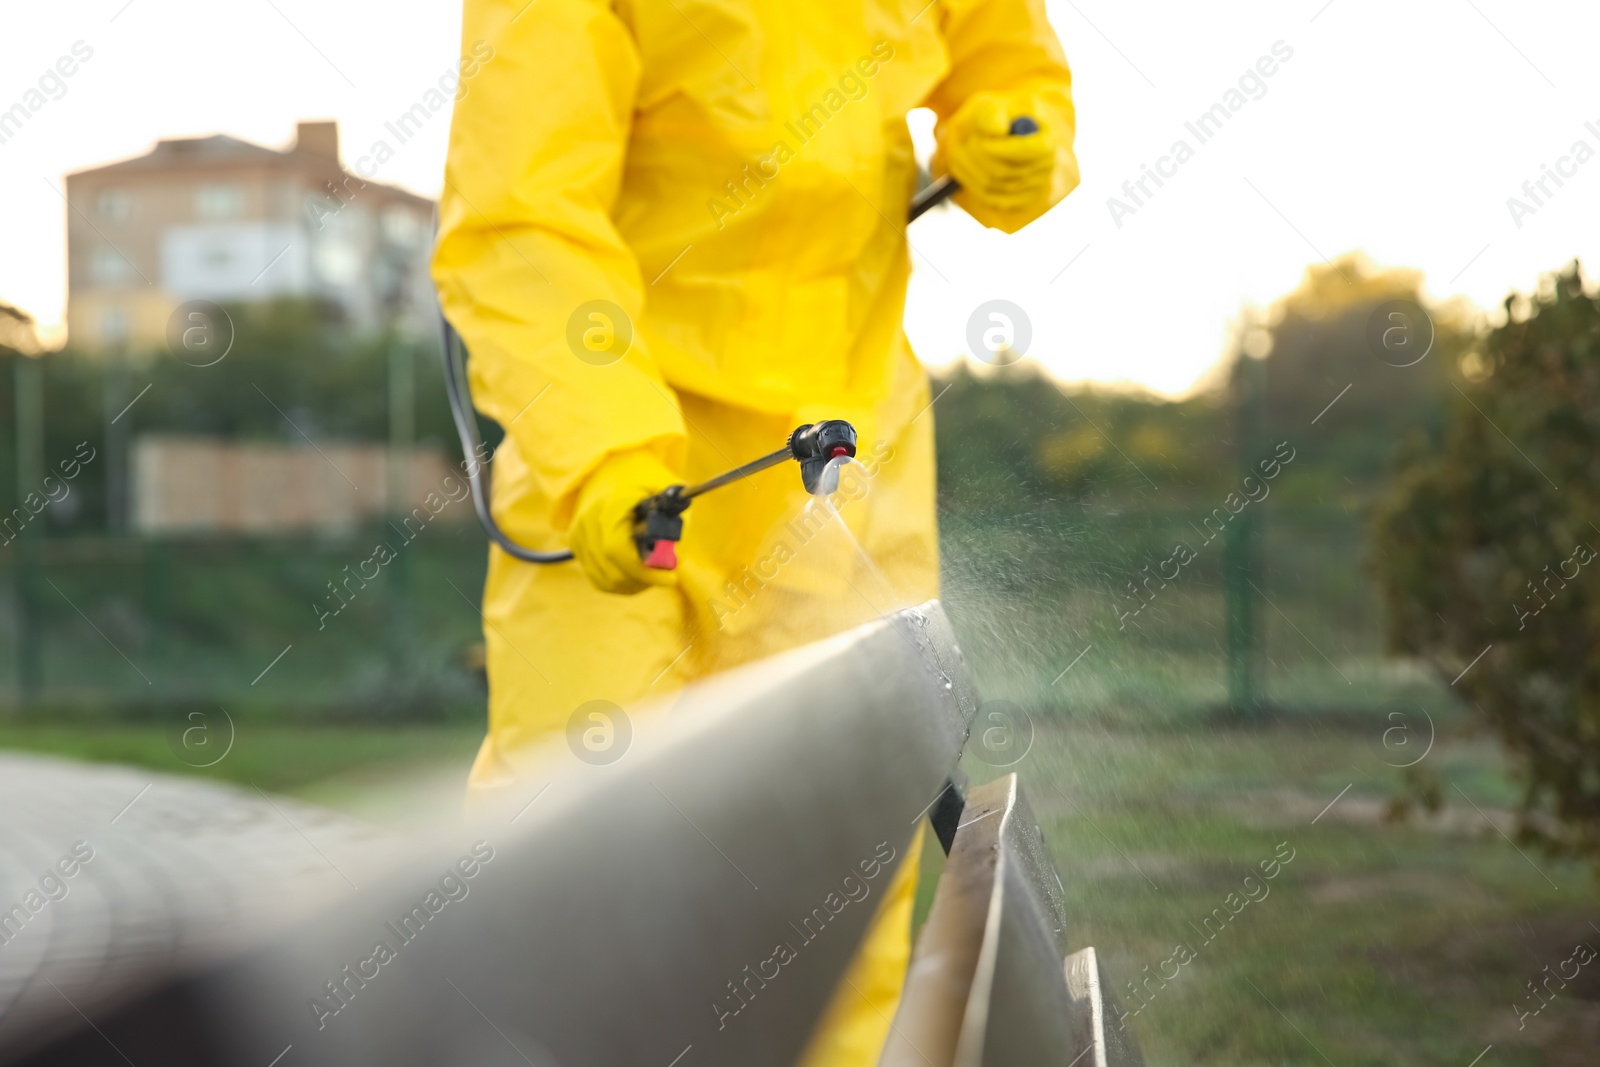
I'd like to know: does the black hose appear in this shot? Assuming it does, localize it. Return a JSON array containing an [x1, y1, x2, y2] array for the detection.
[[438, 316, 575, 563]]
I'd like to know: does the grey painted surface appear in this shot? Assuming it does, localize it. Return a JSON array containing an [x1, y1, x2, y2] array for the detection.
[[0, 754, 398, 1062]]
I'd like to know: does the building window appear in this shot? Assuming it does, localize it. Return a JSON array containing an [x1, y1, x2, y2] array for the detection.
[[100, 307, 130, 346], [201, 242, 238, 274], [97, 188, 133, 222], [313, 235, 361, 286], [90, 247, 137, 285], [196, 183, 245, 220], [381, 207, 424, 249]]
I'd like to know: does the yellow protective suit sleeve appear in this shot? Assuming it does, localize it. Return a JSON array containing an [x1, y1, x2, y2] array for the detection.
[[927, 0, 1080, 233], [432, 0, 687, 536]]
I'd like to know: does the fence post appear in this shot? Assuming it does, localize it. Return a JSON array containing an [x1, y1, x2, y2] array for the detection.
[[1225, 353, 1264, 715], [103, 347, 130, 536], [145, 537, 171, 660], [386, 339, 415, 661], [14, 356, 44, 707]]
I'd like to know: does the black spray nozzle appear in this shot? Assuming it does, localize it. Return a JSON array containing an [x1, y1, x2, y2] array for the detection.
[[788, 420, 858, 495]]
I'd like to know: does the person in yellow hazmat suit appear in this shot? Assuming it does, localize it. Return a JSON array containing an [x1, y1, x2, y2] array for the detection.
[[432, 0, 1078, 1060]]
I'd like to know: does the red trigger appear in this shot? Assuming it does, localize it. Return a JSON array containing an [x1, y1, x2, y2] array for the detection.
[[644, 540, 678, 570]]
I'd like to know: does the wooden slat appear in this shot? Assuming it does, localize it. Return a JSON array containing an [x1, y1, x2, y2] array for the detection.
[[882, 775, 1145, 1067]]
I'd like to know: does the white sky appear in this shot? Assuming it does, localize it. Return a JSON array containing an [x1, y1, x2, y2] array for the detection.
[[3, 0, 1597, 397]]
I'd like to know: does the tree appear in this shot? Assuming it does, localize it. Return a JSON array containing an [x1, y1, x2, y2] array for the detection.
[[1234, 253, 1473, 504], [1372, 262, 1600, 861], [931, 360, 1226, 509], [0, 301, 41, 356]]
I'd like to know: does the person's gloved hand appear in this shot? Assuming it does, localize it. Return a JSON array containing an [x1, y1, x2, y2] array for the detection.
[[569, 450, 681, 595], [936, 91, 1057, 212]]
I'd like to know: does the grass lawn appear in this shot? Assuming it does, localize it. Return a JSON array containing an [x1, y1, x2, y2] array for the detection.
[[0, 722, 482, 799], [996, 716, 1599, 1067]]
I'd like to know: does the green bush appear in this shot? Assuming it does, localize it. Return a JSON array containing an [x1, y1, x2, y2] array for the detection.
[[1373, 263, 1600, 861]]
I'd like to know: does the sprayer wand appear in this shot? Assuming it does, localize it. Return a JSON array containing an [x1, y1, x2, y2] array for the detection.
[[630, 421, 857, 570]]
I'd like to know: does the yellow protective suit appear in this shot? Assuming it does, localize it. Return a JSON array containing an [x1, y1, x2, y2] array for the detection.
[[432, 0, 1077, 1061]]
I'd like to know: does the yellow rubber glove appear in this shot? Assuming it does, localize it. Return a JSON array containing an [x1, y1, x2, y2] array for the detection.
[[568, 450, 682, 595], [936, 91, 1059, 213]]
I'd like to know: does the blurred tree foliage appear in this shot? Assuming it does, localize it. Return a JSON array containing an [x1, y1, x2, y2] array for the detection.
[[1231, 253, 1474, 505], [1372, 263, 1599, 861], [0, 302, 41, 356], [932, 361, 1226, 510], [934, 254, 1471, 518]]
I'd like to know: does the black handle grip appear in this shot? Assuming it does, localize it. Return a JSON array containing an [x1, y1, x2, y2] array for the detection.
[[634, 486, 689, 569], [908, 115, 1039, 223]]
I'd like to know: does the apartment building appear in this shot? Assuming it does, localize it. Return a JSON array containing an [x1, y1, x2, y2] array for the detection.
[[64, 120, 435, 351]]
